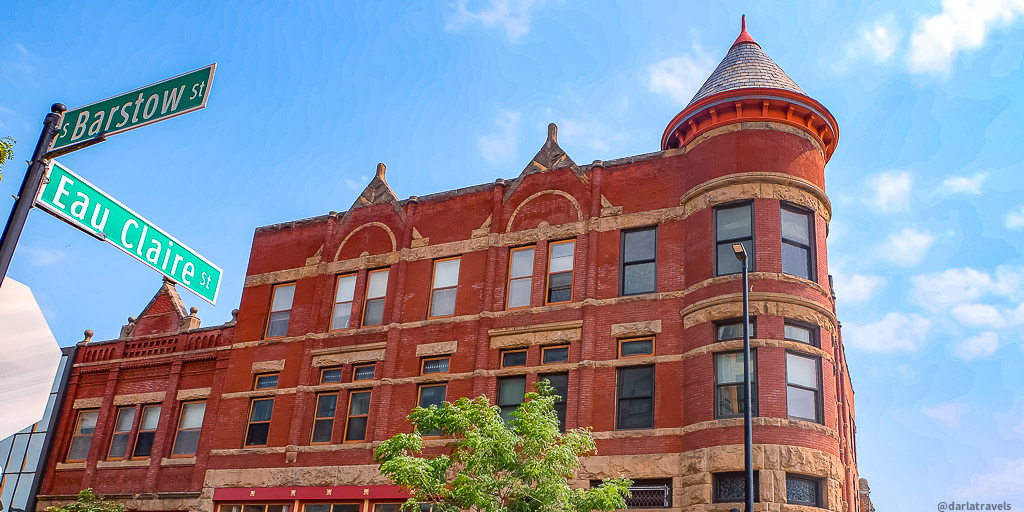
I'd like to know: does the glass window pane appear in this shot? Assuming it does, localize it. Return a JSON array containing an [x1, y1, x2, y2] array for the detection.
[[79, 410, 98, 434], [115, 408, 136, 431], [13, 475, 34, 510], [785, 325, 812, 344], [311, 419, 333, 443], [331, 302, 353, 330], [787, 354, 818, 388], [623, 229, 656, 262], [620, 339, 654, 357], [787, 476, 819, 505], [508, 278, 532, 308], [334, 505, 359, 512], [716, 205, 751, 240], [321, 368, 343, 383], [716, 242, 749, 275], [316, 394, 338, 417], [245, 423, 270, 446], [141, 406, 161, 430], [363, 298, 385, 326], [335, 274, 357, 302], [8, 435, 27, 471], [549, 242, 575, 272], [306, 505, 331, 512], [542, 346, 569, 364], [542, 373, 568, 401], [501, 351, 527, 367], [422, 357, 449, 374], [108, 433, 129, 459], [172, 429, 201, 455], [430, 288, 457, 317], [781, 208, 811, 245], [353, 365, 376, 381], [133, 431, 155, 457], [510, 248, 535, 278], [782, 243, 811, 278], [345, 417, 368, 441], [51, 355, 68, 393], [271, 284, 295, 311], [267, 311, 290, 337], [623, 262, 656, 295], [256, 374, 278, 389], [617, 397, 653, 429], [349, 391, 371, 416], [787, 386, 818, 420], [497, 377, 526, 406], [251, 399, 274, 422], [24, 432, 45, 471], [618, 367, 653, 399], [40, 392, 58, 428], [716, 353, 757, 384], [717, 322, 744, 341], [433, 259, 461, 288], [367, 270, 389, 298], [180, 402, 206, 428], [548, 272, 572, 303], [374, 505, 399, 512], [419, 385, 446, 408], [67, 436, 91, 461], [715, 473, 746, 502]]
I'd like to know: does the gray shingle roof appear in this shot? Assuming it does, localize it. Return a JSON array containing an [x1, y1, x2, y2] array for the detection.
[[687, 41, 804, 107]]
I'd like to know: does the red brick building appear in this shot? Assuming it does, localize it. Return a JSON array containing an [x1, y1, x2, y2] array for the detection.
[[37, 20, 862, 512]]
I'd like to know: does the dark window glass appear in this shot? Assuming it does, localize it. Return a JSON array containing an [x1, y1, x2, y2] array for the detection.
[[418, 385, 446, 436], [421, 357, 450, 374], [786, 475, 822, 507], [781, 206, 814, 279], [245, 398, 274, 446], [497, 376, 526, 422], [311, 393, 337, 444], [713, 471, 759, 503], [541, 373, 568, 432], [353, 364, 376, 381], [333, 506, 359, 512], [321, 368, 342, 383], [716, 319, 755, 341], [266, 284, 295, 338], [787, 353, 821, 423], [501, 350, 527, 368], [621, 228, 657, 295], [715, 351, 758, 418], [715, 204, 754, 275], [305, 506, 330, 512], [616, 366, 654, 429], [547, 240, 575, 303], [132, 405, 160, 458], [67, 410, 98, 461], [172, 401, 206, 456], [619, 339, 654, 357], [542, 345, 569, 364], [345, 390, 371, 442], [255, 374, 278, 389], [107, 407, 135, 459]]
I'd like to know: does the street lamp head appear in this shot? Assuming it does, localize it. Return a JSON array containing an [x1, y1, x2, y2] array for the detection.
[[732, 243, 747, 262]]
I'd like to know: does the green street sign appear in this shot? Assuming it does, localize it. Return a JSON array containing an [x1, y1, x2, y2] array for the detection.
[[51, 64, 216, 151], [35, 161, 222, 304]]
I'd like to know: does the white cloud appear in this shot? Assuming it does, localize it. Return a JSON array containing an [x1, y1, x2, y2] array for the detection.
[[881, 227, 936, 266], [446, 0, 543, 42], [831, 273, 885, 303], [478, 110, 522, 163], [553, 118, 626, 153], [951, 303, 1005, 328], [846, 13, 901, 63], [911, 266, 1024, 312], [647, 48, 716, 105], [844, 312, 931, 352], [866, 171, 913, 211], [953, 457, 1024, 498], [942, 171, 989, 194], [955, 331, 1000, 359], [1005, 205, 1024, 230], [343, 174, 370, 193], [921, 402, 970, 429], [907, 0, 1024, 75]]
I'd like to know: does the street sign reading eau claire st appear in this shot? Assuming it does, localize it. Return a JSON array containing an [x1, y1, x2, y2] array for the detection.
[[36, 161, 222, 304]]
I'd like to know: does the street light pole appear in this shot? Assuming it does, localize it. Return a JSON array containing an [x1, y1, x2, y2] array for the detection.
[[732, 243, 754, 512]]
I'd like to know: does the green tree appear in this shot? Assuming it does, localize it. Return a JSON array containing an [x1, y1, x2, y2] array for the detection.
[[0, 136, 15, 182], [375, 381, 631, 512], [45, 489, 124, 512]]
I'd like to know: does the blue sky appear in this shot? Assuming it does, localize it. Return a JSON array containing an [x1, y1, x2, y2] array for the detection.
[[3, 1, 1024, 509]]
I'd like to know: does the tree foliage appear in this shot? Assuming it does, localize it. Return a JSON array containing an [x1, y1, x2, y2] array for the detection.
[[375, 380, 631, 512], [45, 488, 124, 512], [0, 136, 14, 182]]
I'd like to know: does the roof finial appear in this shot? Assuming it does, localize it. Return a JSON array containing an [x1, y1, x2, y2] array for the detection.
[[732, 14, 757, 46], [547, 123, 558, 143]]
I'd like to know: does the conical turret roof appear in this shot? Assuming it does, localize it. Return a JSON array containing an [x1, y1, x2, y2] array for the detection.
[[686, 16, 804, 107]]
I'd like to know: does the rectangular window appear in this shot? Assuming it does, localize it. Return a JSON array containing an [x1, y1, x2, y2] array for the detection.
[[616, 366, 654, 429], [546, 240, 575, 304], [344, 390, 371, 442], [331, 274, 357, 330], [507, 246, 535, 309], [131, 404, 160, 458], [429, 258, 461, 317], [621, 227, 657, 295], [541, 373, 568, 432], [716, 318, 755, 341], [254, 373, 279, 389], [500, 349, 527, 368], [417, 384, 446, 437], [171, 401, 206, 456], [421, 356, 450, 375], [321, 367, 343, 383], [715, 351, 758, 418], [541, 345, 569, 364], [786, 474, 823, 507], [713, 471, 760, 503], [353, 363, 376, 381], [245, 398, 274, 447], [310, 393, 338, 444], [787, 352, 822, 423], [106, 406, 136, 460], [304, 505, 359, 512], [781, 205, 814, 279], [66, 409, 98, 462], [497, 376, 526, 423], [715, 203, 754, 276], [619, 338, 654, 358], [784, 322, 818, 347], [266, 283, 296, 338], [362, 269, 389, 326], [624, 479, 672, 508]]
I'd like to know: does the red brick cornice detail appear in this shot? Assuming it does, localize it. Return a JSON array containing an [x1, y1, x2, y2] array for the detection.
[[661, 88, 839, 162]]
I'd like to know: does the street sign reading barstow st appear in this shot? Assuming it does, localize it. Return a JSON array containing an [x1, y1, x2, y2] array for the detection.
[[35, 161, 222, 304], [50, 64, 215, 151]]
